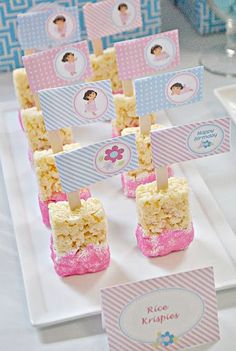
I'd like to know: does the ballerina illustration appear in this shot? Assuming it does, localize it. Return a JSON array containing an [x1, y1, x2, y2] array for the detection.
[[83, 90, 98, 116], [61, 52, 77, 76], [150, 44, 169, 60], [53, 15, 67, 38], [170, 82, 193, 96], [118, 3, 130, 25]]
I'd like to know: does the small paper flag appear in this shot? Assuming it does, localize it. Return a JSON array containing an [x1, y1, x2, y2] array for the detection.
[[83, 0, 142, 40], [151, 117, 231, 168], [18, 6, 80, 50], [23, 41, 92, 93], [39, 80, 116, 130], [55, 134, 139, 191], [115, 29, 180, 80], [135, 66, 204, 116]]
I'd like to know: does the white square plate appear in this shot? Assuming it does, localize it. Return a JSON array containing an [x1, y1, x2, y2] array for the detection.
[[0, 102, 236, 327]]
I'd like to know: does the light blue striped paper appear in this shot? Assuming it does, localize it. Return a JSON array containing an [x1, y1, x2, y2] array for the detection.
[[39, 80, 115, 130], [55, 134, 139, 191]]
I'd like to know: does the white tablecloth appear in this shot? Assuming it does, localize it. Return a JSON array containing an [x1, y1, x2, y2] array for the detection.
[[0, 1, 235, 350]]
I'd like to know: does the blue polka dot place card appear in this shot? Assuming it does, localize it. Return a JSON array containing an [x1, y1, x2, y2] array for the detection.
[[39, 80, 116, 129], [18, 6, 80, 51], [134, 66, 204, 117]]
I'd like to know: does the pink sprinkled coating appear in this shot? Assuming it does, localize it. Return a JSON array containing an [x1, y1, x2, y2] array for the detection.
[[136, 223, 194, 257], [121, 166, 174, 198], [38, 189, 91, 228], [50, 237, 110, 277], [18, 110, 24, 132]]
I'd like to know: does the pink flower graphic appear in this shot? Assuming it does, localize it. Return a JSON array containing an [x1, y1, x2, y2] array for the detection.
[[104, 145, 124, 163]]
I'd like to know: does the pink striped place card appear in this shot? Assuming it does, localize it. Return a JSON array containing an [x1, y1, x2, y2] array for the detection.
[[23, 41, 92, 93], [115, 29, 180, 80], [101, 267, 220, 351], [151, 117, 231, 168], [83, 0, 142, 39]]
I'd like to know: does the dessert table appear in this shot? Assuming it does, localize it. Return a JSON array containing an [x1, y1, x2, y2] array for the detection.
[[0, 1, 236, 350]]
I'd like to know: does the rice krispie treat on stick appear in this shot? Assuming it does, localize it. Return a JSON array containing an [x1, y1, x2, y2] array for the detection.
[[121, 124, 173, 197], [136, 178, 194, 257], [49, 198, 110, 277], [87, 47, 122, 93], [34, 143, 91, 228], [13, 68, 34, 110], [112, 95, 157, 136], [22, 107, 72, 153]]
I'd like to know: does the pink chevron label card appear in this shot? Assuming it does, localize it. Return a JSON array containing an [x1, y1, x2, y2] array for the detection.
[[101, 267, 220, 350], [115, 30, 180, 80], [23, 41, 92, 93], [83, 0, 142, 39], [151, 117, 231, 168]]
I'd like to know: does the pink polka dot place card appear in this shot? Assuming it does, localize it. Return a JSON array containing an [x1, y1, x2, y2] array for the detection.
[[18, 6, 80, 51], [150, 117, 231, 167], [114, 29, 180, 81], [101, 267, 220, 351], [55, 134, 139, 191], [22, 41, 92, 93], [135, 66, 204, 116], [38, 80, 116, 129]]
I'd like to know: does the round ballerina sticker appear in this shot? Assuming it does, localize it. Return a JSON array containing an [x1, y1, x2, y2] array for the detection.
[[54, 48, 87, 81], [46, 12, 76, 41], [144, 36, 176, 70], [166, 72, 199, 104], [73, 87, 109, 120], [112, 1, 137, 28], [94, 142, 132, 175]]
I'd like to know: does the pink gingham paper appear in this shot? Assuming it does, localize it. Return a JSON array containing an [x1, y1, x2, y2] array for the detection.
[[23, 41, 92, 93], [83, 0, 142, 40], [101, 267, 220, 351], [115, 29, 180, 80]]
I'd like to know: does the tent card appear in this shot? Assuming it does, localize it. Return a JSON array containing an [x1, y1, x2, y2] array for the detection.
[[83, 0, 142, 40], [55, 134, 139, 191], [151, 117, 231, 168], [101, 267, 220, 351], [135, 66, 204, 116], [115, 30, 180, 80], [23, 41, 92, 93], [39, 80, 116, 130], [18, 7, 80, 50]]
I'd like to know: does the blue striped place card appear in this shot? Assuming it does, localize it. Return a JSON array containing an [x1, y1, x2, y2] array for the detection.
[[135, 66, 204, 117], [39, 80, 116, 130], [151, 117, 231, 168], [18, 6, 80, 50], [55, 134, 139, 191]]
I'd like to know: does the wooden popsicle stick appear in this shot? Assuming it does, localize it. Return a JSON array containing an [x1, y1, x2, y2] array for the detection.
[[156, 166, 168, 191], [139, 115, 151, 135], [122, 79, 134, 97], [34, 93, 41, 111], [67, 190, 81, 211], [25, 48, 36, 56], [92, 38, 103, 56], [47, 130, 64, 154]]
